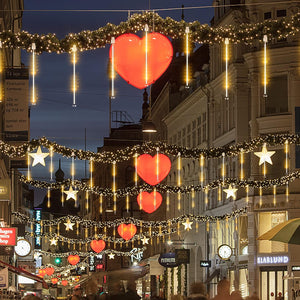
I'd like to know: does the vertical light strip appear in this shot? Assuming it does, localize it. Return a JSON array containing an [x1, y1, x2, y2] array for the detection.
[[240, 148, 244, 181], [205, 187, 208, 210], [177, 191, 181, 211], [185, 26, 190, 88], [166, 190, 170, 213], [49, 146, 53, 181], [145, 24, 149, 86], [134, 153, 138, 186], [246, 185, 249, 205], [90, 159, 93, 188], [222, 152, 225, 184], [156, 148, 160, 182], [285, 140, 289, 202], [177, 152, 181, 187], [112, 161, 117, 214], [154, 187, 157, 211], [111, 37, 115, 99], [0, 41, 3, 102], [126, 193, 129, 213], [47, 187, 51, 208], [27, 148, 31, 180], [259, 186, 263, 207], [191, 188, 195, 211], [31, 43, 37, 105], [71, 154, 75, 185], [72, 45, 77, 107], [263, 35, 268, 98], [224, 38, 229, 100], [273, 185, 276, 207], [85, 191, 89, 213], [200, 154, 204, 186], [139, 188, 143, 210], [99, 193, 103, 214], [61, 185, 64, 207]]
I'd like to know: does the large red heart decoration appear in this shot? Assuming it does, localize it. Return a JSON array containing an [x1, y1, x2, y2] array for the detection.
[[68, 254, 80, 265], [90, 239, 106, 253], [137, 191, 162, 213], [45, 267, 55, 276], [117, 224, 137, 241], [109, 33, 173, 89], [61, 280, 68, 286], [137, 154, 171, 185]]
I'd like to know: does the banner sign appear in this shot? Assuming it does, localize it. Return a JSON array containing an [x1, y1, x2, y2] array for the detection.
[[158, 253, 178, 268], [175, 249, 190, 264], [0, 228, 17, 246], [200, 260, 211, 268], [35, 209, 41, 249]]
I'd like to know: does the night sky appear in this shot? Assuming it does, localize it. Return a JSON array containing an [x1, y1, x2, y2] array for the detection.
[[21, 0, 214, 203]]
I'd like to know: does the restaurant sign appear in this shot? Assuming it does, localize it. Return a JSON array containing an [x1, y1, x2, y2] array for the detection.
[[0, 228, 17, 246]]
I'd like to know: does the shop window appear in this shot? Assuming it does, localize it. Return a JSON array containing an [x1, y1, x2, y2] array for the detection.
[[264, 75, 288, 116], [264, 12, 272, 20], [277, 10, 286, 17], [258, 212, 288, 253]]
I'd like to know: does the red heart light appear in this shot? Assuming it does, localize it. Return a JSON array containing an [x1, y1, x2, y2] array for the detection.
[[68, 255, 80, 265], [117, 224, 137, 241], [137, 191, 162, 213], [137, 154, 171, 185], [51, 278, 58, 284], [90, 240, 106, 253], [45, 267, 54, 276], [110, 33, 173, 89], [61, 280, 68, 286], [38, 269, 46, 277]]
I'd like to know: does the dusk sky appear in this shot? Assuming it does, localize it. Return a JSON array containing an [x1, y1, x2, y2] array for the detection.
[[21, 0, 214, 199]]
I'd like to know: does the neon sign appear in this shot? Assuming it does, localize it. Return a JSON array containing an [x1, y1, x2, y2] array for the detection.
[[35, 209, 41, 248], [257, 255, 289, 265]]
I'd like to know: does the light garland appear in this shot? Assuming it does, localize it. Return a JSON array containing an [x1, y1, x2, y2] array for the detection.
[[0, 11, 300, 53], [1, 134, 300, 162], [13, 206, 247, 229]]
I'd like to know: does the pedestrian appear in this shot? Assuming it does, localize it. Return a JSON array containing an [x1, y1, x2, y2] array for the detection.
[[212, 279, 231, 300], [188, 282, 207, 300]]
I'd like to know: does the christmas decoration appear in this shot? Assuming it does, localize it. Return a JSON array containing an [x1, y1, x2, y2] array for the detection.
[[64, 186, 78, 201], [137, 190, 162, 213], [109, 32, 173, 89], [141, 236, 149, 245], [38, 269, 46, 277], [182, 218, 193, 231], [64, 219, 75, 231], [254, 143, 275, 165], [50, 238, 58, 246], [90, 240, 106, 253], [137, 153, 171, 185], [51, 278, 59, 284], [29, 146, 49, 166], [68, 255, 80, 265], [61, 280, 68, 286], [117, 224, 137, 241], [108, 253, 115, 259], [223, 184, 238, 200], [45, 267, 55, 276]]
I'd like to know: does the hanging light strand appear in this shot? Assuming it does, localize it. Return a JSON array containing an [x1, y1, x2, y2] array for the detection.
[[263, 35, 268, 98], [285, 140, 289, 202], [185, 26, 190, 88], [145, 24, 149, 86], [31, 43, 37, 105], [112, 161, 117, 214], [90, 159, 93, 188], [0, 41, 3, 102], [224, 38, 229, 100], [240, 149, 244, 181], [110, 37, 115, 99], [71, 45, 77, 107]]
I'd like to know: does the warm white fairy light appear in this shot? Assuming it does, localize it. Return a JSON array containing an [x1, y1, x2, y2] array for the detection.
[[177, 191, 181, 211], [246, 185, 249, 204], [126, 193, 129, 212], [263, 35, 268, 98], [191, 188, 195, 210], [240, 149, 244, 180], [85, 191, 89, 213], [112, 161, 117, 214], [139, 188, 143, 210], [27, 148, 31, 180], [71, 154, 75, 185], [224, 38, 229, 100], [259, 186, 263, 207], [31, 43, 37, 105], [222, 152, 226, 184], [185, 26, 190, 88], [200, 154, 204, 186], [61, 185, 64, 207], [134, 153, 138, 186], [156, 148, 160, 182], [99, 194, 103, 214], [110, 37, 115, 99], [71, 45, 77, 107], [50, 146, 54, 181], [90, 159, 93, 188], [0, 41, 3, 102], [145, 24, 149, 85], [285, 140, 289, 202], [205, 187, 208, 209], [273, 185, 276, 206], [47, 187, 51, 208], [177, 152, 181, 186], [166, 190, 170, 212]]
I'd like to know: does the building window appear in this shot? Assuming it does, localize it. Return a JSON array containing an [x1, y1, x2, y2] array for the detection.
[[264, 12, 272, 20], [258, 211, 288, 253], [264, 75, 288, 116], [277, 9, 286, 17]]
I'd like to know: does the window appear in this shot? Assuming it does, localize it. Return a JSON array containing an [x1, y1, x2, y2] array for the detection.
[[277, 10, 286, 17], [264, 12, 271, 20], [264, 75, 288, 116]]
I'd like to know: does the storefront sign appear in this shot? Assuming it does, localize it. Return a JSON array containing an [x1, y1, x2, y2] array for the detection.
[[175, 249, 190, 264], [158, 253, 179, 268], [257, 255, 289, 265], [0, 228, 16, 246], [292, 266, 300, 271], [35, 209, 41, 248], [200, 260, 211, 268]]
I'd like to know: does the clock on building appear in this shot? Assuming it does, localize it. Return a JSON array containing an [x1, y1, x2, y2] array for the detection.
[[14, 239, 31, 257], [217, 244, 233, 260]]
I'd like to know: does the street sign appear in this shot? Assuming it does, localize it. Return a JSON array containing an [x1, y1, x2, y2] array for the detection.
[[175, 249, 190, 264], [200, 260, 211, 268]]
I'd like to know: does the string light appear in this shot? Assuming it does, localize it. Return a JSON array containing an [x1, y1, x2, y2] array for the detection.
[[240, 149, 244, 180], [110, 37, 115, 99], [71, 153, 75, 185], [99, 194, 103, 214], [285, 140, 289, 202], [0, 41, 3, 102], [185, 26, 190, 88], [50, 146, 54, 181], [31, 43, 37, 105], [273, 185, 276, 206], [61, 185, 64, 207], [27, 148, 31, 180], [263, 34, 268, 98], [112, 161, 117, 214], [90, 159, 93, 187], [71, 45, 77, 107], [166, 190, 170, 212], [134, 153, 138, 186], [145, 24, 149, 86], [47, 187, 51, 208], [224, 38, 229, 100]]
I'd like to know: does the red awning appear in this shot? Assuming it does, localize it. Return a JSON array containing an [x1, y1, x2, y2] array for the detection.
[[0, 259, 48, 289]]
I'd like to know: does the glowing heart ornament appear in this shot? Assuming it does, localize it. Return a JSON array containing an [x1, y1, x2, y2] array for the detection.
[[68, 254, 80, 265], [109, 33, 173, 89], [117, 224, 137, 241], [90, 239, 106, 253], [137, 190, 162, 213], [136, 154, 171, 185]]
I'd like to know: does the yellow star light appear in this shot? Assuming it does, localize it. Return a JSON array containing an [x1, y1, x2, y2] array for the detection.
[[141, 236, 149, 245], [223, 184, 238, 199], [108, 253, 115, 259], [29, 146, 49, 167], [50, 238, 57, 246], [64, 186, 78, 201], [64, 219, 75, 231], [182, 218, 193, 231], [254, 143, 275, 165]]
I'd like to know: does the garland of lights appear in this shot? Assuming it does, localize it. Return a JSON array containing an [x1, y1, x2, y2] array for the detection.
[[19, 170, 300, 197], [0, 11, 300, 53], [39, 261, 88, 272], [35, 248, 145, 258], [13, 207, 247, 229], [0, 134, 299, 162]]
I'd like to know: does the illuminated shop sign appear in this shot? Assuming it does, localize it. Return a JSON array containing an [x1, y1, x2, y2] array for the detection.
[[292, 266, 300, 271], [35, 209, 41, 248], [257, 255, 289, 265], [0, 228, 16, 246], [200, 260, 211, 268]]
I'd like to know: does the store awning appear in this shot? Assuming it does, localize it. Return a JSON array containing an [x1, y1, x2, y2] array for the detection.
[[0, 259, 48, 288], [205, 268, 220, 284]]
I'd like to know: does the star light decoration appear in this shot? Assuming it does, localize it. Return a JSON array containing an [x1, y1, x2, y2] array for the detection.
[[141, 236, 149, 245], [29, 146, 49, 166], [64, 186, 78, 201], [50, 238, 58, 246], [223, 184, 238, 200], [108, 253, 115, 259], [182, 218, 193, 231], [254, 143, 275, 165], [64, 219, 75, 231]]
